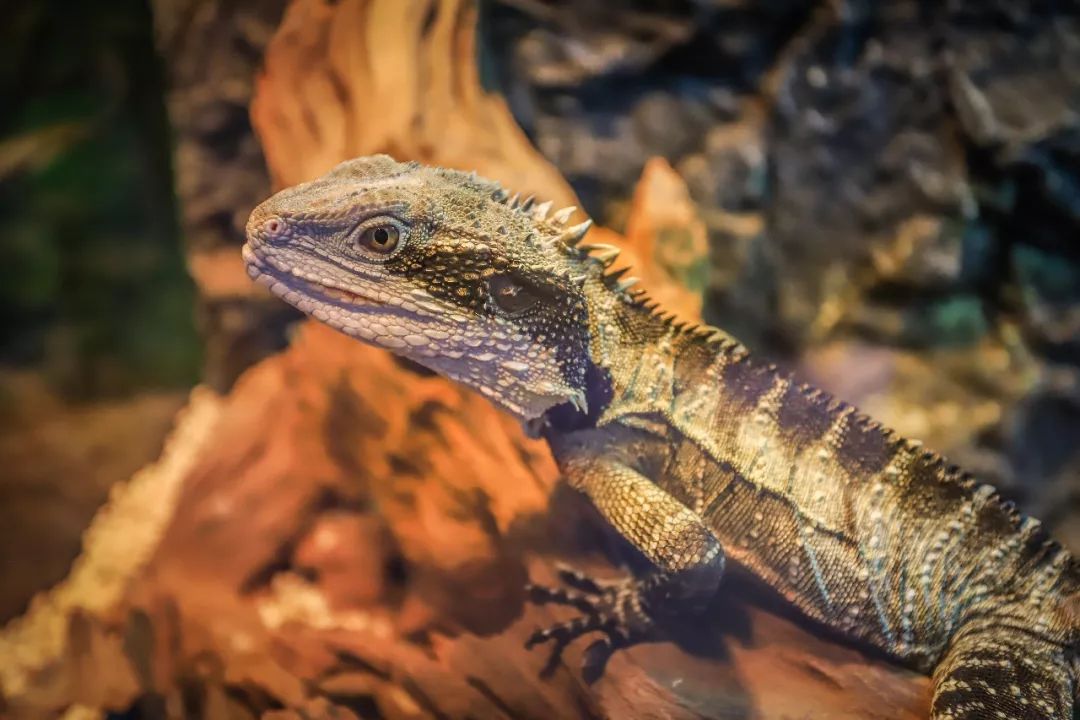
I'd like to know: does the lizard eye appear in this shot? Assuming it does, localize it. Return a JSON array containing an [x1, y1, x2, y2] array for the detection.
[[489, 275, 540, 315], [350, 217, 406, 259], [358, 225, 399, 252]]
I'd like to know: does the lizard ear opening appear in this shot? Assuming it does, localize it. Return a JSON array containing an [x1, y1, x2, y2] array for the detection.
[[489, 275, 540, 315]]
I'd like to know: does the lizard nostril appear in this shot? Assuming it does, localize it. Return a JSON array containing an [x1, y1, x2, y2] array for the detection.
[[264, 217, 283, 235]]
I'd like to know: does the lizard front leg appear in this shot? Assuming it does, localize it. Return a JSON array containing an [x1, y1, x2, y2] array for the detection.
[[526, 455, 725, 680]]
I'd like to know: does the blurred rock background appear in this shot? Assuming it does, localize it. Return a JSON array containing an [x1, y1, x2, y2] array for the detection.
[[2, 0, 1078, 630]]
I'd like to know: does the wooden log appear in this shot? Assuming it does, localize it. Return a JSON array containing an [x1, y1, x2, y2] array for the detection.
[[0, 1, 932, 717], [150, 0, 295, 391]]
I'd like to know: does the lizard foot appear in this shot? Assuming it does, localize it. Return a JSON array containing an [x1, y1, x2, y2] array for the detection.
[[524, 564, 658, 682]]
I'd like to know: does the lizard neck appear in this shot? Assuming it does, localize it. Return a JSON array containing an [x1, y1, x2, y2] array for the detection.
[[544, 275, 724, 433]]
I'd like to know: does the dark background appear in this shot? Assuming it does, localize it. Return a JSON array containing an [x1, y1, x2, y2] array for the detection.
[[1, 0, 1078, 626], [0, 0, 197, 622]]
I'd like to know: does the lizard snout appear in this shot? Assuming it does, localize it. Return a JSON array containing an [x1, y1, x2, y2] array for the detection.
[[245, 203, 289, 248]]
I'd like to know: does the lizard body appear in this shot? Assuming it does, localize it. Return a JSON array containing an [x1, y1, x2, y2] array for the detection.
[[244, 155, 1079, 719]]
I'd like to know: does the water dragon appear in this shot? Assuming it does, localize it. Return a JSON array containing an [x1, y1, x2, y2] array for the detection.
[[243, 155, 1079, 719]]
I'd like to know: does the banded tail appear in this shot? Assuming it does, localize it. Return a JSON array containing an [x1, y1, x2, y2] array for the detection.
[[931, 602, 1078, 720]]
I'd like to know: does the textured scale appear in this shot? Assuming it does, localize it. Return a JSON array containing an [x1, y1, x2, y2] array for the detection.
[[664, 339, 1077, 667], [244, 156, 1080, 718]]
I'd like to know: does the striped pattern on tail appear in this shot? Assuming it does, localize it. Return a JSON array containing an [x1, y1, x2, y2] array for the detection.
[[931, 623, 1075, 720]]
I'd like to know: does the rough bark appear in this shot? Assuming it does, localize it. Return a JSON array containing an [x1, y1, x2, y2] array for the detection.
[[1, 1, 934, 718], [150, 0, 295, 391]]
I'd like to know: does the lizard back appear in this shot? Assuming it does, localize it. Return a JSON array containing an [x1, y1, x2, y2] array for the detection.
[[607, 312, 1079, 670]]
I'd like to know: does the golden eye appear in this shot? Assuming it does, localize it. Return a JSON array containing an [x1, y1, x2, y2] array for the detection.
[[357, 224, 400, 253]]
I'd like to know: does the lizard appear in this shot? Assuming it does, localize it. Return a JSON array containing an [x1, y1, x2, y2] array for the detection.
[[242, 154, 1079, 719]]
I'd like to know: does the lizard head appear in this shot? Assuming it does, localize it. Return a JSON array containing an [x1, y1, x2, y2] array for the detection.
[[243, 154, 608, 421]]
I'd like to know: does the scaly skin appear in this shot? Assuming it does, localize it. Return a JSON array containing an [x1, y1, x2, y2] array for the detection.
[[244, 155, 1079, 719]]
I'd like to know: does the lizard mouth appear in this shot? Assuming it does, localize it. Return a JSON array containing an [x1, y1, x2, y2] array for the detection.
[[242, 243, 384, 309]]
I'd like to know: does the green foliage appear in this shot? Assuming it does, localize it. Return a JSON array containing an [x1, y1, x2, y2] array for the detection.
[[0, 0, 199, 398]]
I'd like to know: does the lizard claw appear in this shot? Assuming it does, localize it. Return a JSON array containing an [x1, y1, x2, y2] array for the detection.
[[582, 637, 618, 683], [525, 614, 607, 678], [524, 565, 654, 682]]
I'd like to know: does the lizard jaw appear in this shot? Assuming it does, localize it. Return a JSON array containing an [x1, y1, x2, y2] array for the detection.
[[243, 243, 385, 310], [241, 241, 583, 423]]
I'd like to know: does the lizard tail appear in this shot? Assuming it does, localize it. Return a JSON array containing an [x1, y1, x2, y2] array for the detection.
[[930, 620, 1075, 720]]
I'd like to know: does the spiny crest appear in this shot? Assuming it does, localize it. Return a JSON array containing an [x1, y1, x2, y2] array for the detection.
[[487, 181, 592, 247], [490, 189, 613, 286], [591, 266, 640, 302], [578, 242, 619, 265], [480, 175, 751, 351]]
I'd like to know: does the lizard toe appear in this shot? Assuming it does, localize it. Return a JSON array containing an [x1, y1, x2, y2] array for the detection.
[[525, 571, 659, 680], [554, 563, 607, 595], [524, 612, 605, 650], [525, 614, 607, 677], [526, 582, 604, 615]]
